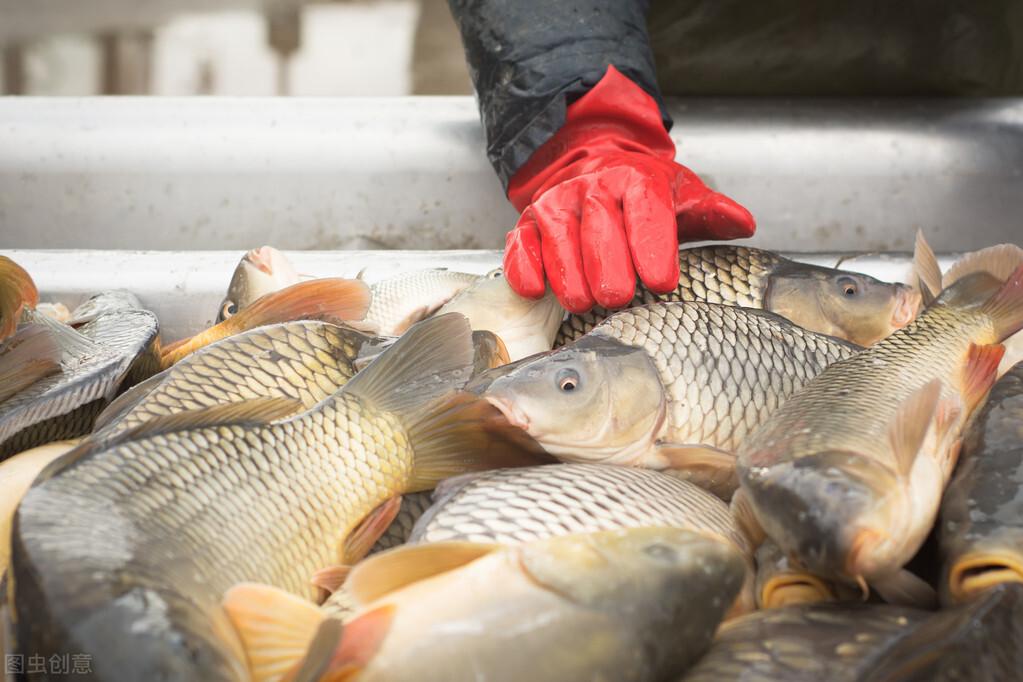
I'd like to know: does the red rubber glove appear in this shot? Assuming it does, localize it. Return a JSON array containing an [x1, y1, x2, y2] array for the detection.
[[504, 66, 756, 313]]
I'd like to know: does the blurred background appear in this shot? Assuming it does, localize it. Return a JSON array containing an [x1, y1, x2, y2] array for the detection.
[[0, 0, 472, 96]]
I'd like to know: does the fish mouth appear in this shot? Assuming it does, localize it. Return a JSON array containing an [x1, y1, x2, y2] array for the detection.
[[890, 286, 922, 329], [761, 573, 836, 608], [484, 394, 532, 432], [949, 552, 1023, 604], [245, 246, 275, 275]]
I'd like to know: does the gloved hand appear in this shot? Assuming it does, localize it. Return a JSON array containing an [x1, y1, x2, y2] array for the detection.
[[504, 65, 756, 313]]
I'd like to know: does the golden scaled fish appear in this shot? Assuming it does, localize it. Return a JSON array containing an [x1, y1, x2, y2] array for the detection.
[[482, 302, 856, 498], [557, 245, 921, 347], [939, 360, 1023, 605], [0, 255, 38, 342], [217, 246, 304, 322], [682, 583, 1023, 682], [95, 320, 389, 440], [161, 277, 371, 367], [9, 314, 537, 682], [223, 528, 746, 682], [736, 246, 1023, 606]]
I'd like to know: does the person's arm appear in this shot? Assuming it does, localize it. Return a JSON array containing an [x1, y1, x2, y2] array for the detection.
[[449, 0, 755, 313], [448, 0, 667, 188]]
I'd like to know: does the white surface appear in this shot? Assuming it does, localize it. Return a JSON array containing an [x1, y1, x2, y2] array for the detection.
[[0, 97, 1020, 252], [2, 249, 955, 342]]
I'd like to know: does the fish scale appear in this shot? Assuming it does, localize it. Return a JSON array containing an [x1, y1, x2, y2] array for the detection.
[[10, 313, 488, 682], [410, 464, 750, 554], [594, 303, 856, 453], [557, 246, 774, 345], [95, 321, 382, 439], [739, 303, 986, 473]]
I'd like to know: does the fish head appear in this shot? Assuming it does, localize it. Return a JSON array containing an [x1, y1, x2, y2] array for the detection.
[[766, 265, 921, 346], [519, 527, 745, 675], [944, 534, 1023, 605], [439, 269, 565, 361], [742, 450, 905, 582], [483, 337, 665, 463], [218, 246, 302, 322]]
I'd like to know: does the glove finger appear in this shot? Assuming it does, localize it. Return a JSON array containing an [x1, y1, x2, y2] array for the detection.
[[503, 210, 547, 299], [580, 193, 635, 309], [677, 190, 757, 242], [532, 189, 594, 314], [623, 177, 680, 294]]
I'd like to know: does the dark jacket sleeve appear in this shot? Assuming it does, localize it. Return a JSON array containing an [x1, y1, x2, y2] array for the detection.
[[448, 0, 670, 191]]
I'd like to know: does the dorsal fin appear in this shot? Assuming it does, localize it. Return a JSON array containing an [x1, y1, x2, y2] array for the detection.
[[913, 230, 942, 306], [0, 324, 61, 404], [888, 380, 943, 477], [346, 541, 496, 606]]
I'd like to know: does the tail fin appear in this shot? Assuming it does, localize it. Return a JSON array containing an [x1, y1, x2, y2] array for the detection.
[[222, 583, 325, 682], [0, 256, 38, 343], [981, 264, 1023, 342], [162, 278, 371, 366], [342, 313, 551, 491], [913, 230, 942, 306]]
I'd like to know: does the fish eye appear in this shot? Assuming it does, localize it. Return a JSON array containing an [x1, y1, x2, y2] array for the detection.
[[489, 270, 503, 279], [836, 276, 859, 298], [556, 368, 580, 393], [220, 300, 238, 319]]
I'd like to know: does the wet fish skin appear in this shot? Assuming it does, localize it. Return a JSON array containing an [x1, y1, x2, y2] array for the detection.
[[217, 246, 303, 322], [485, 302, 856, 495], [738, 270, 1023, 597], [8, 313, 508, 681], [755, 540, 846, 609], [679, 601, 928, 682], [94, 320, 385, 439], [409, 463, 757, 613], [558, 246, 918, 347], [285, 528, 746, 682], [939, 360, 1023, 605]]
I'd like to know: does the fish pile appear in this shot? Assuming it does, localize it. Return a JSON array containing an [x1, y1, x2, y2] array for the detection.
[[1, 235, 1022, 682]]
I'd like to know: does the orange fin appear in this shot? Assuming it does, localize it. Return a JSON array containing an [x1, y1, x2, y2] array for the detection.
[[162, 278, 371, 366], [962, 343, 1005, 412], [0, 324, 61, 403], [888, 379, 942, 477], [346, 542, 496, 606], [871, 569, 937, 608], [341, 496, 403, 567], [943, 243, 1023, 289], [656, 443, 738, 500], [222, 582, 325, 682], [311, 566, 351, 596], [913, 229, 942, 306], [471, 330, 510, 374], [981, 263, 1023, 342], [289, 605, 394, 682], [0, 255, 38, 342]]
